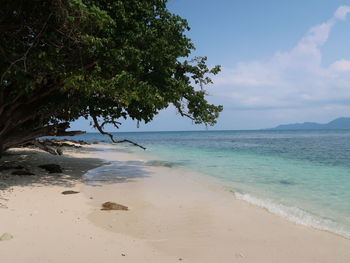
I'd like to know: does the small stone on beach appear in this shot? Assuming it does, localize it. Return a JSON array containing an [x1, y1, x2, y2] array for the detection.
[[11, 170, 34, 176], [101, 202, 128, 211], [38, 164, 63, 173], [235, 252, 245, 258], [61, 190, 79, 195], [0, 233, 13, 241], [0, 164, 24, 171]]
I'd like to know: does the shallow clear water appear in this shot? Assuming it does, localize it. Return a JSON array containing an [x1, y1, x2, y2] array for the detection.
[[67, 130, 350, 238]]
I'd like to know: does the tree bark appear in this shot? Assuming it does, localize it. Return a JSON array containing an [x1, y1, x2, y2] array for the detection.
[[0, 121, 85, 156]]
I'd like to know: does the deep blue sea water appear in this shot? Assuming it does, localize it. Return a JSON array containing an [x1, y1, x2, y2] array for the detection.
[[68, 130, 350, 238]]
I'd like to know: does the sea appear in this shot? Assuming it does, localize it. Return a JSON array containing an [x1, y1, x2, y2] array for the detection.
[[67, 130, 350, 239]]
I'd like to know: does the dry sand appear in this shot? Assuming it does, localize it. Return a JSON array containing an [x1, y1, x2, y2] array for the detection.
[[0, 145, 349, 262]]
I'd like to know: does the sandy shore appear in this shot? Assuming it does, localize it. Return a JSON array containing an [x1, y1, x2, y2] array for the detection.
[[0, 145, 349, 262]]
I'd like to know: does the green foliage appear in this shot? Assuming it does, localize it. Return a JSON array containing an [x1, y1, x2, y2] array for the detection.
[[0, 0, 222, 137]]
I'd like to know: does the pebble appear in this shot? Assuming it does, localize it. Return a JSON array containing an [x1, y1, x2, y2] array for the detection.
[[235, 252, 245, 258], [0, 233, 13, 241]]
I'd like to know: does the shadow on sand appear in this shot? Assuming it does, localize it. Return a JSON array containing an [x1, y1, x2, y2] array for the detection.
[[0, 148, 106, 192], [0, 147, 155, 192]]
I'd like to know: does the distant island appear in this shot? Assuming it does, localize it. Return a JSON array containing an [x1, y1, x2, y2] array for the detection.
[[268, 117, 350, 130]]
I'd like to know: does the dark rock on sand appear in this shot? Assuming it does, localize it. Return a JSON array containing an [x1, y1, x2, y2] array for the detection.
[[0, 164, 24, 171], [101, 202, 128, 211], [38, 164, 63, 173], [11, 170, 35, 176], [61, 190, 80, 195]]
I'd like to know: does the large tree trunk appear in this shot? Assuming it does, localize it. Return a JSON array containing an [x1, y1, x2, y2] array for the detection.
[[0, 122, 85, 156], [0, 88, 145, 156], [0, 89, 84, 157]]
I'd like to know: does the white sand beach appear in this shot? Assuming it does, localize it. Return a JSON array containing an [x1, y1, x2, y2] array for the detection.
[[0, 145, 349, 263]]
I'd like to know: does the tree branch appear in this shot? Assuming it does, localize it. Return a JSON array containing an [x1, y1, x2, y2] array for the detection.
[[2, 122, 85, 151], [0, 84, 61, 137], [177, 107, 195, 120], [91, 115, 146, 150], [101, 119, 122, 129], [1, 13, 53, 82], [32, 140, 62, 155]]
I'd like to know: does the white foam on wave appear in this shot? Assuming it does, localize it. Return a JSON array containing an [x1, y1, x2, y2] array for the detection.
[[234, 192, 350, 239]]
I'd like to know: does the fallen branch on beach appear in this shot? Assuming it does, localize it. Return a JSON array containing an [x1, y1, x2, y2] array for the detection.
[[19, 138, 91, 156], [33, 140, 62, 156]]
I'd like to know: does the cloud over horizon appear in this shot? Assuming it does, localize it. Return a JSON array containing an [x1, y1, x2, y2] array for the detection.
[[213, 6, 350, 115]]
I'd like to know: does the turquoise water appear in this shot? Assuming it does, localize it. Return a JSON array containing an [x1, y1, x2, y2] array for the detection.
[[69, 130, 350, 238]]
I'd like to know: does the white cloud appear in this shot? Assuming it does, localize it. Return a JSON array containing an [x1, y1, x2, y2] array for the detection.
[[213, 5, 350, 112], [334, 5, 350, 20], [330, 59, 350, 72]]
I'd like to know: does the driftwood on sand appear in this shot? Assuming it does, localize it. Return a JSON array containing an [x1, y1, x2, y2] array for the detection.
[[20, 139, 92, 156]]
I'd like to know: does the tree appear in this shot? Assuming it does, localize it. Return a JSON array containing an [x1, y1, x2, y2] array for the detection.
[[0, 0, 223, 156]]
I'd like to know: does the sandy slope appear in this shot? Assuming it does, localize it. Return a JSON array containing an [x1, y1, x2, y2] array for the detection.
[[0, 146, 349, 262]]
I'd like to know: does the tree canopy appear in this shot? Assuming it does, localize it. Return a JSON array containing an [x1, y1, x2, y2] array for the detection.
[[0, 0, 222, 155]]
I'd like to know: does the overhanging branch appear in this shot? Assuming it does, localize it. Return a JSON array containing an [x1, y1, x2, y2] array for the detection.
[[1, 13, 53, 82], [177, 107, 195, 120], [91, 115, 146, 150]]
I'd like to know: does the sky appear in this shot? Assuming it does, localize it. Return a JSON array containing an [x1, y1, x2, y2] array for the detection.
[[72, 0, 350, 132]]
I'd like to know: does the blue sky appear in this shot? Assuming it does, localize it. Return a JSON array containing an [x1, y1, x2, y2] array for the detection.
[[72, 0, 350, 132]]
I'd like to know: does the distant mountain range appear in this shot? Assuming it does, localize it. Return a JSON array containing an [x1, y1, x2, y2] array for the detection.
[[268, 117, 350, 130]]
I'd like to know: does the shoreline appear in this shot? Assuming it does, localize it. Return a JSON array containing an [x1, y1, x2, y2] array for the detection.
[[95, 144, 350, 240], [0, 145, 350, 262]]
